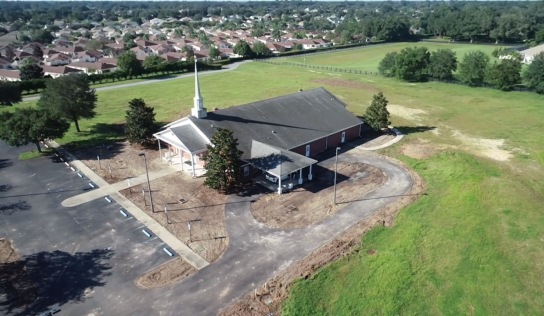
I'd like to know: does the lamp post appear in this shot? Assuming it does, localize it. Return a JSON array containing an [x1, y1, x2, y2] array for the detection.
[[333, 147, 341, 205], [139, 153, 155, 213]]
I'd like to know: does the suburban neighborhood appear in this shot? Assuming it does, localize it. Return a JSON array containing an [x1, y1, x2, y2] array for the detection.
[[1, 1, 544, 316]]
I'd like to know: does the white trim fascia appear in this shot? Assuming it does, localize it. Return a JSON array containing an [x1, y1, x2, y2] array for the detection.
[[161, 116, 190, 129]]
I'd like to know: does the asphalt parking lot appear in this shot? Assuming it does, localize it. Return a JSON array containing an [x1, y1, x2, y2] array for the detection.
[[0, 142, 174, 316]]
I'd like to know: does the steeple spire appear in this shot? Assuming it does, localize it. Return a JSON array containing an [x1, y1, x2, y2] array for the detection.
[[191, 59, 207, 119]]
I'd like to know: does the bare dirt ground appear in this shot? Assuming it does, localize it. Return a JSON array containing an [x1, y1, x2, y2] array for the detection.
[[135, 257, 196, 289], [0, 238, 20, 264], [401, 138, 442, 160], [75, 141, 163, 184], [120, 172, 229, 263], [310, 78, 378, 91], [252, 162, 387, 229], [219, 152, 426, 316]]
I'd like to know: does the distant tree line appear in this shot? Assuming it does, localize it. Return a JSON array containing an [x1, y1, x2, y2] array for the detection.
[[378, 47, 544, 93]]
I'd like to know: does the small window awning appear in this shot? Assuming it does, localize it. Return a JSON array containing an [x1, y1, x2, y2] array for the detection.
[[248, 140, 317, 177]]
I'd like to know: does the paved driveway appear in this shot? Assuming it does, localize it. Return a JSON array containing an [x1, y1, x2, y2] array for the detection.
[[0, 142, 173, 316]]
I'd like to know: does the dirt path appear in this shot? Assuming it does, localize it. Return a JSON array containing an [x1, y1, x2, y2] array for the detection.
[[252, 162, 387, 229]]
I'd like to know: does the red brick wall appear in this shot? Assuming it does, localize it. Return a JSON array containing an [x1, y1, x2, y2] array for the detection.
[[290, 137, 327, 157], [328, 125, 361, 149]]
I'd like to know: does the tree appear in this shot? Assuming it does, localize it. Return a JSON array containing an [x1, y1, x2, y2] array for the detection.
[[37, 74, 97, 133], [486, 59, 522, 91], [202, 128, 243, 194], [0, 108, 70, 153], [378, 52, 397, 77], [32, 45, 43, 58], [428, 49, 457, 80], [124, 98, 156, 145], [523, 52, 544, 94], [173, 28, 184, 38], [0, 82, 22, 106], [394, 47, 430, 82], [458, 50, 490, 86], [364, 92, 391, 131], [19, 63, 44, 81], [117, 51, 143, 77], [30, 29, 54, 44], [142, 55, 164, 69], [252, 41, 271, 57], [535, 30, 544, 44], [209, 46, 220, 60], [85, 40, 103, 51], [293, 43, 303, 51], [5, 46, 14, 60], [233, 41, 254, 58]]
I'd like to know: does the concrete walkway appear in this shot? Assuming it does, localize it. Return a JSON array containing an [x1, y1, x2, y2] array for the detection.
[[23, 60, 251, 102], [51, 141, 210, 270], [357, 126, 404, 151]]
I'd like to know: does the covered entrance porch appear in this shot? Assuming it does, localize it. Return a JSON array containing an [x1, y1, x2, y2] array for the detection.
[[248, 140, 317, 195]]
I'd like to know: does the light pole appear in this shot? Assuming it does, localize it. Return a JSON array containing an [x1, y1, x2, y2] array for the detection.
[[139, 153, 155, 213], [333, 147, 341, 205]]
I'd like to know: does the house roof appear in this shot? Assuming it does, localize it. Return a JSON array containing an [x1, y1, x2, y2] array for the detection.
[[67, 61, 116, 70], [188, 87, 362, 160], [0, 69, 20, 79], [170, 124, 208, 152], [248, 140, 317, 176], [41, 65, 83, 75]]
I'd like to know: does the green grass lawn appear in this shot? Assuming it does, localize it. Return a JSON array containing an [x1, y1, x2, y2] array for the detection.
[[18, 147, 54, 160], [288, 42, 501, 71], [2, 55, 544, 314]]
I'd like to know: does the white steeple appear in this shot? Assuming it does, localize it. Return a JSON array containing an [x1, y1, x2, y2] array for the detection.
[[191, 59, 207, 119]]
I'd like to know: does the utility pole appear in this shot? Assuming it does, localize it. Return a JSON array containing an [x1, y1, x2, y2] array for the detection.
[[139, 153, 155, 213]]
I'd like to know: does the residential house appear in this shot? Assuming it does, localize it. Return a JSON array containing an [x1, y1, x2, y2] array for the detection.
[[131, 46, 151, 57], [161, 52, 187, 62], [72, 50, 103, 63], [0, 69, 20, 81], [153, 63, 363, 192], [53, 39, 72, 48], [149, 43, 175, 55], [54, 45, 85, 58], [0, 45, 17, 57], [21, 42, 46, 54], [188, 42, 208, 52], [41, 65, 83, 78], [98, 57, 118, 65], [0, 57, 14, 69], [44, 53, 71, 66], [67, 61, 117, 74]]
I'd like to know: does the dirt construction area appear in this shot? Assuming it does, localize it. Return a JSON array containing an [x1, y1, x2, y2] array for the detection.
[[75, 141, 163, 184], [120, 172, 229, 263], [220, 152, 426, 316], [252, 162, 387, 229], [135, 257, 196, 289]]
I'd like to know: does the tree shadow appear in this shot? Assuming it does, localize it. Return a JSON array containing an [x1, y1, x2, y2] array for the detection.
[[0, 159, 12, 170], [0, 185, 14, 193], [0, 249, 113, 316], [0, 200, 31, 215], [64, 123, 126, 150], [395, 126, 436, 135]]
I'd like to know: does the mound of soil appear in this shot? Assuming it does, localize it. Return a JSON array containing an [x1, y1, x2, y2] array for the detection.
[[136, 258, 196, 289]]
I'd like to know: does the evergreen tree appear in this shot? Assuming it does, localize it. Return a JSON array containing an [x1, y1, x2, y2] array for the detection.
[[0, 82, 22, 106], [209, 46, 220, 59], [523, 52, 544, 94], [364, 92, 391, 131], [233, 41, 254, 58], [32, 45, 43, 58], [37, 74, 96, 132], [0, 108, 70, 152], [486, 59, 522, 91], [252, 41, 272, 57], [202, 128, 243, 194], [117, 51, 143, 78], [124, 98, 157, 145]]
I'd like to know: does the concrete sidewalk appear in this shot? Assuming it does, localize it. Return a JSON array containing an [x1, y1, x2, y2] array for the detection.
[[50, 141, 210, 270], [62, 165, 179, 207]]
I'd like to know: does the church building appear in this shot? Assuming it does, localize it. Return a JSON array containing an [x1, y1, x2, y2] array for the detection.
[[153, 60, 364, 194]]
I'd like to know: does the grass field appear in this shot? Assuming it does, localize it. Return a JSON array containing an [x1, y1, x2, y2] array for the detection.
[[288, 42, 501, 71], [18, 148, 54, 160], [2, 54, 544, 314]]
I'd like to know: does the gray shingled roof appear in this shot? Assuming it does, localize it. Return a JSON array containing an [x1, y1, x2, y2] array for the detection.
[[248, 140, 317, 176], [190, 87, 362, 160], [170, 124, 208, 152]]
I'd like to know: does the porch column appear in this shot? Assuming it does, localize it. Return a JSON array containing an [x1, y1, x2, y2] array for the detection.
[[180, 150, 184, 171], [158, 140, 162, 161], [278, 174, 282, 195], [308, 164, 313, 181], [191, 153, 196, 178], [298, 169, 303, 185]]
